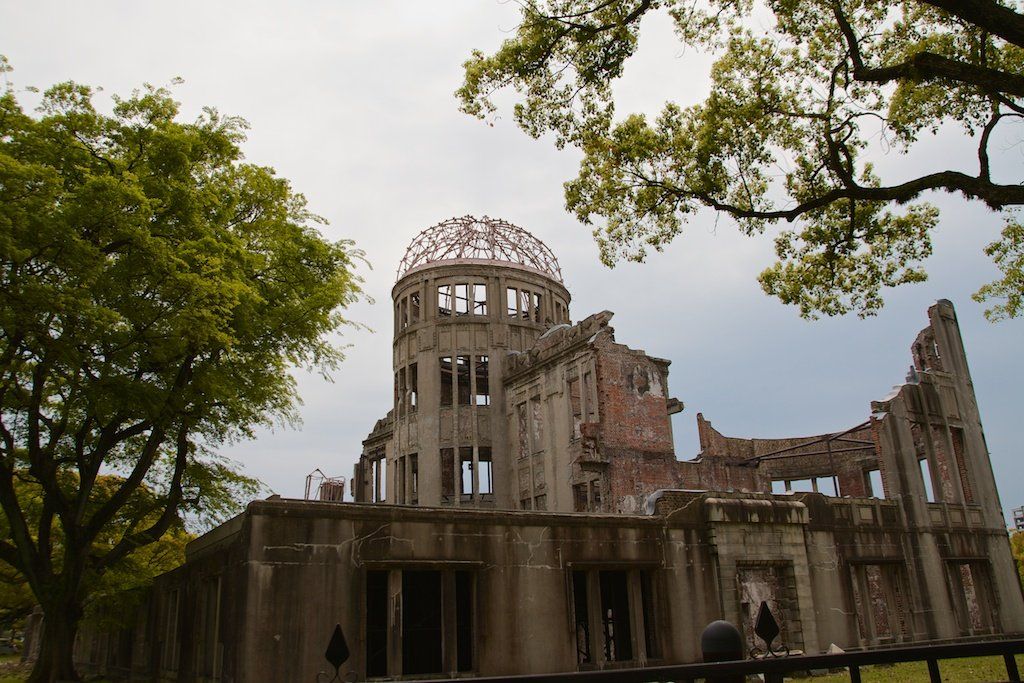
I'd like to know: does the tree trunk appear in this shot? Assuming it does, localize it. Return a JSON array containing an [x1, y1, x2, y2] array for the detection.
[[27, 598, 83, 683]]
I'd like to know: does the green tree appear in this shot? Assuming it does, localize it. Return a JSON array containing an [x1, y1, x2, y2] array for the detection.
[[0, 67, 362, 682], [0, 562, 34, 637], [1011, 531, 1024, 590], [0, 473, 197, 636], [458, 0, 1024, 318]]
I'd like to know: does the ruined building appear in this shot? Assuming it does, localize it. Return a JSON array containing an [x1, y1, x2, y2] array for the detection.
[[353, 216, 691, 514], [61, 217, 1024, 682]]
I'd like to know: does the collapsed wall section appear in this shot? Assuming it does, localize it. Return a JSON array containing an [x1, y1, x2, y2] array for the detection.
[[503, 311, 686, 513], [868, 300, 1024, 637], [695, 416, 878, 498]]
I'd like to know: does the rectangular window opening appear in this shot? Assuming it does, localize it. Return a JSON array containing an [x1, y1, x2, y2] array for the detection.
[[460, 447, 474, 499], [162, 589, 180, 671], [455, 283, 469, 316], [376, 458, 387, 502], [198, 575, 222, 676], [478, 447, 492, 495], [438, 285, 452, 317], [919, 458, 937, 503], [366, 570, 388, 677], [788, 479, 815, 493], [455, 571, 474, 672], [954, 562, 993, 633], [397, 456, 406, 504], [583, 371, 597, 423], [370, 456, 384, 503], [816, 476, 838, 496], [394, 371, 401, 417], [441, 448, 455, 503], [640, 571, 660, 659], [506, 287, 518, 317], [410, 454, 419, 504], [408, 362, 418, 413], [520, 289, 532, 320], [533, 291, 542, 322], [397, 367, 407, 417], [568, 375, 582, 439], [400, 297, 408, 330], [572, 571, 592, 665], [366, 568, 476, 678], [410, 291, 421, 323], [474, 356, 490, 406], [440, 356, 453, 407], [530, 397, 544, 452], [573, 483, 588, 512], [950, 427, 973, 503], [868, 469, 885, 499], [473, 283, 488, 316], [599, 570, 633, 662], [457, 355, 471, 405], [402, 570, 443, 675]]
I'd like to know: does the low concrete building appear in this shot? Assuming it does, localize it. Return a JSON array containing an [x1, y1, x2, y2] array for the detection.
[[64, 217, 1024, 681]]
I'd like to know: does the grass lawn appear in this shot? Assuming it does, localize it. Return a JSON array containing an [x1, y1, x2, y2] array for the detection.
[[807, 654, 1024, 682]]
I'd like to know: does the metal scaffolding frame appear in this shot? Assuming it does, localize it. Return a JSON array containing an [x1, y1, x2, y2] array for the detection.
[[397, 215, 563, 282]]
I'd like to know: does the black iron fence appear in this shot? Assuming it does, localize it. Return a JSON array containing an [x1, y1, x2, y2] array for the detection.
[[403, 638, 1024, 683]]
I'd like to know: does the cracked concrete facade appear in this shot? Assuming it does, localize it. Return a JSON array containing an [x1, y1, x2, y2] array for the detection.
[[64, 220, 1024, 681]]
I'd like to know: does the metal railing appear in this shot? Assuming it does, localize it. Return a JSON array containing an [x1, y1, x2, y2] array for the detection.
[[405, 638, 1024, 683]]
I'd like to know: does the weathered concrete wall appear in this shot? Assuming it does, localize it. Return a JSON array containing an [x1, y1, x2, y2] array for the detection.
[[199, 501, 681, 681], [100, 498, 716, 680], [355, 260, 571, 511], [84, 484, 1023, 681], [869, 300, 1024, 637]]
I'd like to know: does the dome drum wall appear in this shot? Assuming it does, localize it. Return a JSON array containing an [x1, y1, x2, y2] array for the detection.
[[389, 259, 570, 510]]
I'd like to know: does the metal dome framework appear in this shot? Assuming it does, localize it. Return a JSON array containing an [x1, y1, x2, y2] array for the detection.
[[397, 216, 563, 282]]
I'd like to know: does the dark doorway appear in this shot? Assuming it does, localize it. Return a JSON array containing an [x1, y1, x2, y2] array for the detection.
[[402, 570, 443, 675], [455, 571, 473, 672], [366, 570, 388, 677], [599, 570, 633, 661]]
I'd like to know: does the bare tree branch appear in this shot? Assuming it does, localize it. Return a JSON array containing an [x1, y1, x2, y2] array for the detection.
[[651, 169, 1024, 223], [96, 424, 189, 570], [81, 355, 194, 541]]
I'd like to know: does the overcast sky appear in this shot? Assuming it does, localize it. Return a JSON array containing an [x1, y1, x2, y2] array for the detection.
[[3, 1, 1023, 522]]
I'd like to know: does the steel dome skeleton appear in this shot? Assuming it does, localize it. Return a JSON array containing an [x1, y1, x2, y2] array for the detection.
[[397, 216, 563, 283]]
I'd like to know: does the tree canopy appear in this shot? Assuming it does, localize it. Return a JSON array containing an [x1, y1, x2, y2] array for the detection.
[[0, 473, 195, 635], [458, 0, 1024, 318], [0, 66, 362, 682]]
